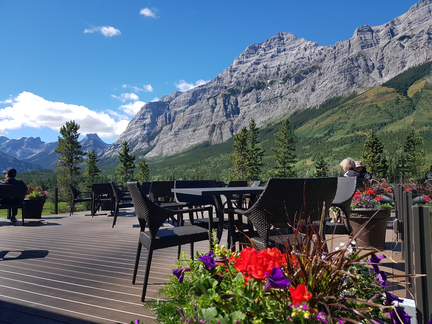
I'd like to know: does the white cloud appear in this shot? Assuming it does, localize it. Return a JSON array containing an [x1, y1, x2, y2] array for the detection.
[[84, 25, 121, 37], [175, 79, 209, 92], [119, 101, 145, 116], [0, 92, 130, 138], [140, 7, 157, 18], [111, 92, 140, 102], [121, 84, 153, 92]]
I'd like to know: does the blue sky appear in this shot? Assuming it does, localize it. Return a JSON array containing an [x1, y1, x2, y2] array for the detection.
[[0, 0, 419, 144]]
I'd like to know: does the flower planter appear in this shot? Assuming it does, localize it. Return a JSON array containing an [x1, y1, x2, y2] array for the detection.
[[350, 208, 391, 249], [22, 198, 45, 219]]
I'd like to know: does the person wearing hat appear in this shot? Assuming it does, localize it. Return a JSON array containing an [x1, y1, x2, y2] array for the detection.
[[354, 161, 372, 180], [0, 167, 28, 222]]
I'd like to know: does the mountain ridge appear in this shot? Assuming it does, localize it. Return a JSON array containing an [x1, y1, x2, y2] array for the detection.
[[101, 0, 432, 159]]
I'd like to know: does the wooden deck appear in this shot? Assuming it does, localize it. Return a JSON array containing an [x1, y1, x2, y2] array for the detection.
[[0, 209, 406, 324]]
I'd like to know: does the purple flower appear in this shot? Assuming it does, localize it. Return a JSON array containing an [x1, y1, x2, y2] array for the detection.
[[385, 292, 403, 306], [263, 267, 290, 292], [316, 312, 328, 324], [198, 255, 216, 270], [134, 320, 140, 324], [220, 294, 236, 299], [376, 271, 387, 289], [390, 308, 411, 324], [172, 267, 191, 284], [368, 253, 387, 273]]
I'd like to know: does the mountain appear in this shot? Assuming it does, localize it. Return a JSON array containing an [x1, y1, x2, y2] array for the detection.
[[79, 133, 109, 155], [0, 136, 57, 160], [5, 134, 109, 170], [129, 61, 432, 181], [101, 0, 432, 160], [0, 151, 43, 174]]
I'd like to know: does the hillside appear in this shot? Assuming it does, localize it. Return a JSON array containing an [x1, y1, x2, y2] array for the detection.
[[100, 61, 432, 182]]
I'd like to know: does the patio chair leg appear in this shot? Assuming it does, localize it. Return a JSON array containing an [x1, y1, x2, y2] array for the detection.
[[190, 243, 194, 258], [141, 248, 154, 302], [177, 245, 181, 258], [132, 242, 142, 284], [112, 206, 119, 228]]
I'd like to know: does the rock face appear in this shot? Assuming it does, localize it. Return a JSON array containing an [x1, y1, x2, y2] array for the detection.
[[102, 0, 432, 159]]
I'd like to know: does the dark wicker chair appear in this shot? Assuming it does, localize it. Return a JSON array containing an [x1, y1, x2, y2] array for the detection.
[[69, 184, 91, 216], [326, 177, 357, 236], [110, 182, 134, 228], [127, 181, 213, 302], [174, 180, 220, 233], [229, 177, 338, 251], [149, 180, 189, 209], [91, 183, 115, 216], [140, 182, 151, 196]]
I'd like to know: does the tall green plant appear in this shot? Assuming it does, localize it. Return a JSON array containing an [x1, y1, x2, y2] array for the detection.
[[361, 130, 388, 178], [85, 148, 101, 185], [314, 155, 328, 177], [229, 127, 248, 181], [136, 159, 150, 182], [246, 119, 264, 181], [115, 141, 136, 184], [271, 119, 296, 177], [403, 128, 427, 179], [55, 120, 86, 187]]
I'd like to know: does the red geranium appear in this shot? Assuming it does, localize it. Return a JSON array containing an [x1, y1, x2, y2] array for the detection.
[[365, 189, 374, 195], [425, 196, 431, 202], [289, 284, 312, 305], [234, 247, 288, 280]]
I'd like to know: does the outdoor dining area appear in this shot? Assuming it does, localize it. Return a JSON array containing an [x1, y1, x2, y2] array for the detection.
[[0, 177, 424, 323]]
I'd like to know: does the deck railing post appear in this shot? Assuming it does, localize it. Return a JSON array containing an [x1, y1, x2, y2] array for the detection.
[[54, 187, 58, 214], [411, 206, 432, 324]]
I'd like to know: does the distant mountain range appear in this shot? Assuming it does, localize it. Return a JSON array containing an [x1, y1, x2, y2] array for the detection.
[[0, 134, 108, 172]]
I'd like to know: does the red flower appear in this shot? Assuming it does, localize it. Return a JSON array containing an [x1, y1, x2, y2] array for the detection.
[[425, 196, 431, 202], [234, 247, 288, 280], [289, 284, 312, 305], [376, 195, 382, 201], [353, 192, 361, 199], [365, 189, 374, 195]]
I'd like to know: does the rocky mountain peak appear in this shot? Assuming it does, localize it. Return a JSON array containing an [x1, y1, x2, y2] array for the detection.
[[102, 0, 432, 159]]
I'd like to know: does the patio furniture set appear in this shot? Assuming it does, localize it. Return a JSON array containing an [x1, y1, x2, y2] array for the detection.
[[67, 177, 360, 302]]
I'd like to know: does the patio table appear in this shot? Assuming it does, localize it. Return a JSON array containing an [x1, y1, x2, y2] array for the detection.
[[171, 186, 265, 247]]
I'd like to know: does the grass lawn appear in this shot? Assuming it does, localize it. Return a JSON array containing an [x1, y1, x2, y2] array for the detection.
[[0, 201, 80, 218]]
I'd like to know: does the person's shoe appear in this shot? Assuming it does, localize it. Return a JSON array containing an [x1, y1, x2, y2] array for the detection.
[[10, 216, 17, 223]]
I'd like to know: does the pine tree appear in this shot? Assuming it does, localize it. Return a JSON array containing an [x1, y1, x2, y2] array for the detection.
[[403, 128, 427, 179], [271, 119, 296, 177], [229, 127, 249, 181], [361, 130, 388, 178], [85, 148, 101, 185], [115, 141, 136, 184], [136, 159, 150, 182], [314, 155, 328, 177], [246, 119, 264, 181], [55, 120, 86, 186]]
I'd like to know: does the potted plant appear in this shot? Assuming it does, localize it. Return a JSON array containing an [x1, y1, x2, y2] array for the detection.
[[23, 186, 49, 220], [350, 186, 393, 249], [144, 226, 414, 324]]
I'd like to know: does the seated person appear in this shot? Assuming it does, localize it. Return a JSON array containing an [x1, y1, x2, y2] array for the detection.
[[339, 157, 360, 178], [425, 165, 432, 180], [355, 161, 372, 180], [0, 167, 28, 222]]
